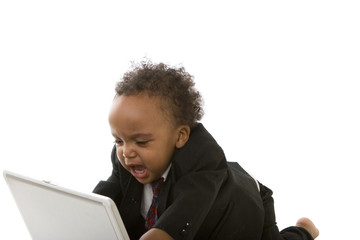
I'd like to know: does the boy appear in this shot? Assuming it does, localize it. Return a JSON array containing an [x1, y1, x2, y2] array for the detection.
[[93, 61, 319, 240]]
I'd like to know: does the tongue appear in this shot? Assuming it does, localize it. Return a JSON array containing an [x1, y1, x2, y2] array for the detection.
[[134, 165, 145, 174], [131, 165, 147, 179]]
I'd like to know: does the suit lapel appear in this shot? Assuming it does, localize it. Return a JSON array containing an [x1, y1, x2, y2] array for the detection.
[[119, 176, 144, 226]]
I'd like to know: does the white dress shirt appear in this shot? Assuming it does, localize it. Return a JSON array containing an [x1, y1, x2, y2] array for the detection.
[[140, 164, 172, 218]]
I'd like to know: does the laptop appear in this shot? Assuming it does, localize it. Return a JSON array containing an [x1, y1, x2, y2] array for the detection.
[[3, 170, 130, 240]]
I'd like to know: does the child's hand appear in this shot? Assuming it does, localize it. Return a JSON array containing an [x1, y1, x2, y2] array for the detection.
[[296, 217, 319, 239], [139, 228, 174, 240]]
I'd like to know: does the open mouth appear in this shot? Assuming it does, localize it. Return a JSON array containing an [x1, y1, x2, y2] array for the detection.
[[129, 165, 148, 179]]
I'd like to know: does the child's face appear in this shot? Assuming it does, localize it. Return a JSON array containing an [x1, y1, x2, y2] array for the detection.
[[109, 93, 188, 184]]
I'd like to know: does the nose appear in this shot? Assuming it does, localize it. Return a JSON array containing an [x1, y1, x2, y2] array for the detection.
[[122, 143, 137, 159]]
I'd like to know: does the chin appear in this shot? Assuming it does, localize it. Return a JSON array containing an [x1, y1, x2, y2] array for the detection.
[[135, 177, 152, 185]]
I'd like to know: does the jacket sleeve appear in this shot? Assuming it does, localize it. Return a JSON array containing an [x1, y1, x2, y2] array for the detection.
[[93, 146, 146, 240], [93, 145, 127, 204], [153, 123, 265, 239], [154, 135, 229, 240], [155, 168, 227, 240]]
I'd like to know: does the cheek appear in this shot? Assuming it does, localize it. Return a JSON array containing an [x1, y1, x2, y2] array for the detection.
[[115, 147, 122, 158], [115, 147, 126, 165], [138, 149, 164, 169], [163, 139, 177, 157], [151, 143, 175, 166]]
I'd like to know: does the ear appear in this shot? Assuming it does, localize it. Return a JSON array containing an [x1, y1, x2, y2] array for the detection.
[[175, 125, 190, 148]]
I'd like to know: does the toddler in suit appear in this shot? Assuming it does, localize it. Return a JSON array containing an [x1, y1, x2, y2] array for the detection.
[[94, 60, 319, 240]]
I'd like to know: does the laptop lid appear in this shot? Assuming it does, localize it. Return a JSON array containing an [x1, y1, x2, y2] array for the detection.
[[3, 170, 129, 240]]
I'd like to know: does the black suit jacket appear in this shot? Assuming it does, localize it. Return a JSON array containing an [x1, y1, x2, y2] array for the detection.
[[93, 123, 264, 240]]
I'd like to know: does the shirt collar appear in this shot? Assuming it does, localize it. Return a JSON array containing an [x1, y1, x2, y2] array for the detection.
[[161, 163, 172, 182]]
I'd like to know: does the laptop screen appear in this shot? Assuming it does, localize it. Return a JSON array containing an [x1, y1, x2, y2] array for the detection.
[[3, 170, 129, 240]]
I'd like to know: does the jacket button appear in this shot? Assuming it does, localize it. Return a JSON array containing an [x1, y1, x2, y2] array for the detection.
[[180, 222, 190, 235]]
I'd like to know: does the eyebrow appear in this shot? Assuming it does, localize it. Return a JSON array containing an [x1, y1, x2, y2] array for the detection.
[[130, 133, 154, 139], [111, 132, 154, 139]]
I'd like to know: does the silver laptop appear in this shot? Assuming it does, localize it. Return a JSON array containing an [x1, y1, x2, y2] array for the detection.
[[3, 170, 130, 240]]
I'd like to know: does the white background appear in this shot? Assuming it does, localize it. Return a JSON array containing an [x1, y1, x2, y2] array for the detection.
[[1, 1, 359, 239]]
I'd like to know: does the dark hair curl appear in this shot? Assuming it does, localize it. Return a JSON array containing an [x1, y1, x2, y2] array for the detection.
[[115, 60, 203, 128]]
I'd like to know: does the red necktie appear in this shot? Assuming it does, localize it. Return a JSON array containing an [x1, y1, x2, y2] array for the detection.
[[145, 178, 164, 230]]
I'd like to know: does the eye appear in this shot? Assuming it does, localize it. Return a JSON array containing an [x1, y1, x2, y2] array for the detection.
[[114, 139, 124, 145], [136, 140, 149, 146]]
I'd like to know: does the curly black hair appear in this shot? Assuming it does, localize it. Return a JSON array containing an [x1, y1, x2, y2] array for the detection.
[[115, 60, 204, 128]]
